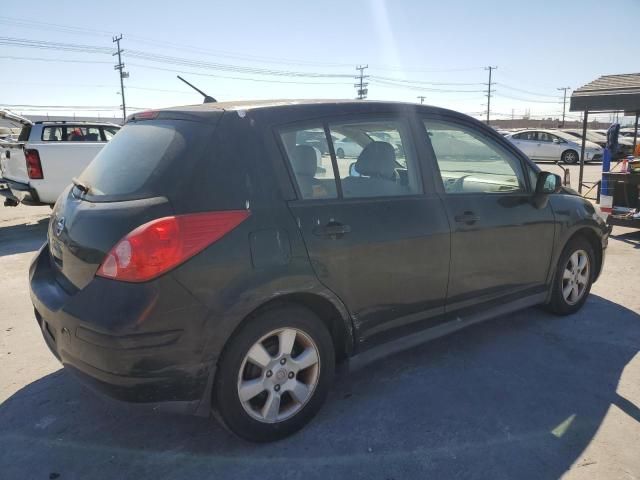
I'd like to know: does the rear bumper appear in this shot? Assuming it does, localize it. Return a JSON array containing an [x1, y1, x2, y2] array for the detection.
[[29, 244, 214, 415], [1, 177, 46, 206]]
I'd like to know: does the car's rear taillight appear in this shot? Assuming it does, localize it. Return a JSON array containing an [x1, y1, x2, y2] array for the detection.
[[96, 210, 250, 282], [25, 149, 43, 179]]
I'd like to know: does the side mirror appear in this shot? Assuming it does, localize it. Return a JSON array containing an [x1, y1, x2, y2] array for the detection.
[[536, 171, 563, 194], [552, 138, 560, 144], [349, 161, 361, 177]]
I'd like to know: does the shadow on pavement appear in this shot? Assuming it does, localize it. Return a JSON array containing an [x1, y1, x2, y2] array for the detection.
[[0, 217, 48, 257], [1, 294, 638, 479], [610, 229, 640, 249]]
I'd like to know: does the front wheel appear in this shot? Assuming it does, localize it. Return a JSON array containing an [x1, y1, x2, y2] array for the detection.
[[213, 305, 335, 442], [546, 237, 594, 315], [561, 149, 579, 164]]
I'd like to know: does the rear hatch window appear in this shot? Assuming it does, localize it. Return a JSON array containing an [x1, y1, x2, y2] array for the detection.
[[77, 119, 214, 202]]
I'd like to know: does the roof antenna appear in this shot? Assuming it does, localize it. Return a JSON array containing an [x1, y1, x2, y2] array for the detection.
[[176, 75, 217, 103]]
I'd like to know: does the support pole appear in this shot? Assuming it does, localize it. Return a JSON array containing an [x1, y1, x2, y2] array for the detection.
[[484, 66, 497, 125], [578, 110, 588, 194], [112, 34, 127, 123], [557, 87, 570, 128], [633, 112, 639, 155]]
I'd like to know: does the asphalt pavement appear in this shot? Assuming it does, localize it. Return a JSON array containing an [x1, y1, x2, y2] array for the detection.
[[1, 169, 639, 479]]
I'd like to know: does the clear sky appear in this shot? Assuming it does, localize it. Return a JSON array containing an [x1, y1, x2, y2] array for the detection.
[[1, 0, 637, 122]]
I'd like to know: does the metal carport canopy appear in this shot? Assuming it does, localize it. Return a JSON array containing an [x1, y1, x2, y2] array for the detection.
[[570, 73, 640, 193]]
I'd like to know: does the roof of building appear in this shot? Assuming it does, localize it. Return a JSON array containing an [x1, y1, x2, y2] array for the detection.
[[570, 73, 640, 113]]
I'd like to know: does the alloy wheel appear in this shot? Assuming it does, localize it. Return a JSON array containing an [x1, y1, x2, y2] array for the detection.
[[562, 249, 590, 305], [564, 151, 578, 164], [237, 328, 320, 423]]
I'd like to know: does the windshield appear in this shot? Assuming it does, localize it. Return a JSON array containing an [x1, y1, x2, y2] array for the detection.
[[553, 131, 580, 142]]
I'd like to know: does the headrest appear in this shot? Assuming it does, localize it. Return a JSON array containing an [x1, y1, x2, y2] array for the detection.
[[355, 142, 396, 179], [292, 145, 317, 177]]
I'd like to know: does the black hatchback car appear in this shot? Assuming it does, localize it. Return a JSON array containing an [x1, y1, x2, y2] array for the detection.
[[30, 100, 609, 441]]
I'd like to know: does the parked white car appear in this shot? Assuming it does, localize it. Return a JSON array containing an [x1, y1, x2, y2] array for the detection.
[[506, 129, 603, 164], [0, 111, 120, 206], [333, 137, 363, 158]]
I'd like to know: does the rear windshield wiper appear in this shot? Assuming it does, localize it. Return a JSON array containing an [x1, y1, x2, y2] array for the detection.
[[72, 177, 91, 194]]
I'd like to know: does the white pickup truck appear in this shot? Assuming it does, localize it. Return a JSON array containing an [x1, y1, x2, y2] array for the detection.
[[0, 111, 120, 207]]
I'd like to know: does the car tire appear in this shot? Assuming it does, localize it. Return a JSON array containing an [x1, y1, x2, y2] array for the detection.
[[213, 305, 335, 442], [561, 149, 579, 164], [546, 236, 595, 315], [336, 148, 345, 159]]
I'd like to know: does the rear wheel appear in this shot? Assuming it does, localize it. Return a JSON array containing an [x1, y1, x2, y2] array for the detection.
[[213, 305, 334, 442], [561, 149, 579, 164], [546, 237, 594, 315]]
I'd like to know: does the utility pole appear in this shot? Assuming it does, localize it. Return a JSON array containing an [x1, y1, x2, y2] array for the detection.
[[355, 65, 369, 100], [557, 86, 570, 128], [417, 96, 426, 104], [484, 66, 497, 125], [112, 34, 128, 122]]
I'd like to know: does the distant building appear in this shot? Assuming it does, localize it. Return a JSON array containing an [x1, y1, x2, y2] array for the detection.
[[487, 118, 611, 130]]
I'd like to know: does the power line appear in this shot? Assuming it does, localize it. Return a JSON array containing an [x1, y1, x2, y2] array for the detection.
[[495, 93, 560, 104], [0, 16, 488, 74], [128, 63, 353, 85], [0, 55, 111, 64], [367, 65, 484, 73], [0, 36, 112, 54], [494, 83, 560, 98], [1, 104, 148, 110], [0, 16, 112, 38], [370, 78, 484, 93], [0, 53, 351, 86], [371, 75, 484, 86], [0, 36, 355, 79], [0, 16, 354, 69], [124, 49, 353, 78], [0, 79, 196, 94]]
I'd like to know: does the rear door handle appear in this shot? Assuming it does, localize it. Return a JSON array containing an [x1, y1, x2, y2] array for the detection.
[[313, 222, 351, 237], [454, 211, 479, 225]]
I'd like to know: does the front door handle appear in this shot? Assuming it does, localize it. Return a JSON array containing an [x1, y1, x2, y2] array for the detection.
[[313, 222, 351, 237], [454, 211, 479, 225]]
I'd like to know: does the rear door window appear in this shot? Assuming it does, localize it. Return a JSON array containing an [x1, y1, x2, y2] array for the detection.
[[278, 118, 422, 200], [279, 126, 337, 199], [328, 119, 421, 198], [42, 127, 63, 141]]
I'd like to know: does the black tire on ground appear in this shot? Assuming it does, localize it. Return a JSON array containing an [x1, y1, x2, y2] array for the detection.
[[336, 148, 345, 159], [545, 236, 595, 315], [213, 305, 335, 442], [561, 149, 579, 164]]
